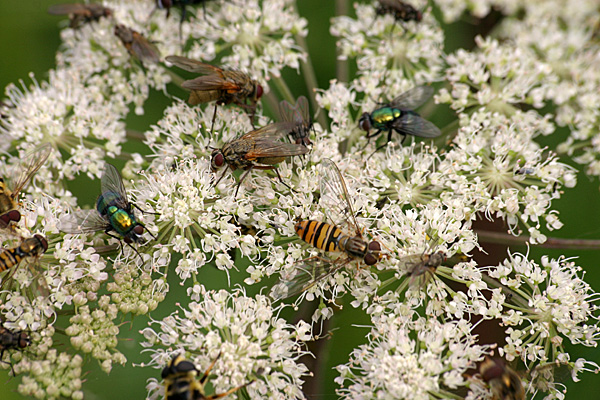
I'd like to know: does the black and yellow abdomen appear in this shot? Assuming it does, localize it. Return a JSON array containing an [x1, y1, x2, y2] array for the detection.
[[0, 247, 21, 273], [295, 220, 346, 253]]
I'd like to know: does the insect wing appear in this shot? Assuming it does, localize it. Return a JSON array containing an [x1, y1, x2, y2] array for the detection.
[[389, 85, 433, 110], [391, 113, 441, 138], [10, 144, 52, 200], [165, 55, 224, 75], [47, 3, 89, 15], [60, 209, 108, 235], [242, 123, 308, 159], [181, 74, 239, 92], [131, 33, 161, 64], [318, 158, 361, 236], [240, 122, 296, 141], [271, 258, 345, 301], [279, 96, 311, 127], [101, 164, 130, 210]]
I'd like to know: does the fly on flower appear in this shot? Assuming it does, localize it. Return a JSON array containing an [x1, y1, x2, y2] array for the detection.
[[156, 0, 213, 22], [165, 55, 264, 132], [47, 3, 113, 28], [278, 96, 313, 147], [0, 234, 49, 295], [271, 158, 384, 301], [0, 321, 30, 376], [478, 357, 571, 400], [162, 353, 253, 400], [60, 163, 157, 261], [358, 86, 441, 154], [375, 0, 422, 23], [211, 121, 309, 197], [114, 24, 161, 65], [0, 144, 52, 230]]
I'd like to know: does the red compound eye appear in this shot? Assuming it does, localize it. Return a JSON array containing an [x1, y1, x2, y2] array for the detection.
[[359, 113, 371, 132], [7, 210, 21, 223], [34, 235, 49, 252], [256, 85, 264, 99], [368, 241, 381, 251], [212, 152, 225, 169], [364, 253, 378, 266], [133, 225, 144, 235]]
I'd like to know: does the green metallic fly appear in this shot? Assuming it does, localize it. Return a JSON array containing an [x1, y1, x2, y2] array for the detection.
[[358, 86, 441, 154], [61, 164, 156, 260]]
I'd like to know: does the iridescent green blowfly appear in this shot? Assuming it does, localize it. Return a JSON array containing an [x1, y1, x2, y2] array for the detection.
[[358, 86, 441, 154], [61, 163, 156, 260]]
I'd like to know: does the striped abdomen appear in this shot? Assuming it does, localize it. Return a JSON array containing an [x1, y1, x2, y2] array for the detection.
[[0, 247, 21, 273], [295, 220, 382, 265]]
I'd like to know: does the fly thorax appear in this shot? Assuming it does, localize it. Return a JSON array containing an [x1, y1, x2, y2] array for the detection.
[[96, 191, 122, 215], [372, 107, 402, 127], [342, 236, 368, 258], [112, 209, 134, 229]]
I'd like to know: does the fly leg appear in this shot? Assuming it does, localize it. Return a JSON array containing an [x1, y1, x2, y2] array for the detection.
[[209, 103, 218, 134], [104, 229, 144, 263]]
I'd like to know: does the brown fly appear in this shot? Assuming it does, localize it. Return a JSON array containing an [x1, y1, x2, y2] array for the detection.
[[114, 24, 161, 65], [211, 122, 308, 196], [47, 3, 113, 28], [166, 55, 263, 132]]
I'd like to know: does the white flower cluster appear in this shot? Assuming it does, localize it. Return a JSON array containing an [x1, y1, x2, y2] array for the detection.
[[0, 0, 599, 399], [141, 285, 312, 400]]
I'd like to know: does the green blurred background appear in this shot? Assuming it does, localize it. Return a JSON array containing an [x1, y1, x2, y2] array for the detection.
[[0, 1, 599, 398]]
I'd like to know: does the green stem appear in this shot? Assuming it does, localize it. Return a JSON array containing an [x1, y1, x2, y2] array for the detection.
[[335, 0, 350, 83], [272, 75, 295, 103], [475, 229, 600, 250], [293, 32, 328, 129], [163, 69, 185, 87]]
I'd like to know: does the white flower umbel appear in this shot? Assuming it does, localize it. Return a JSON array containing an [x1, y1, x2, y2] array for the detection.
[[186, 0, 308, 82], [336, 308, 491, 400], [141, 285, 312, 400], [481, 251, 600, 365]]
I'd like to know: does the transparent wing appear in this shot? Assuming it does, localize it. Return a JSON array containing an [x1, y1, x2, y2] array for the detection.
[[47, 3, 88, 15], [390, 113, 441, 138], [271, 257, 347, 301], [11, 143, 53, 199], [59, 209, 108, 234], [245, 140, 309, 159], [101, 164, 130, 210], [165, 55, 223, 75], [389, 86, 433, 110], [240, 122, 297, 141], [319, 158, 361, 236], [131, 34, 160, 64], [181, 75, 238, 92]]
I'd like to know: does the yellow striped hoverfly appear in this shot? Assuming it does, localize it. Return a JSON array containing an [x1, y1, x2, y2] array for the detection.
[[0, 321, 31, 376], [271, 158, 384, 300], [211, 121, 309, 197], [165, 55, 263, 132], [479, 357, 525, 400], [162, 353, 253, 400], [47, 3, 113, 29], [0, 144, 52, 230], [0, 235, 48, 294], [477, 356, 575, 400]]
